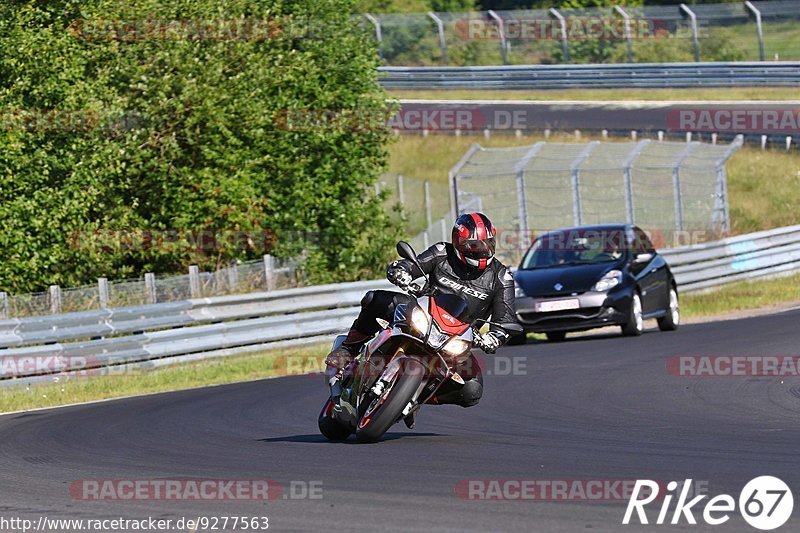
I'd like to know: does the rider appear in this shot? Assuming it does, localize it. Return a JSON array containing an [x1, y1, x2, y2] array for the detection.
[[325, 212, 518, 428]]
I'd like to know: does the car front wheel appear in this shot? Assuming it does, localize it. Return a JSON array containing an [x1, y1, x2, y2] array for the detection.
[[621, 293, 643, 337]]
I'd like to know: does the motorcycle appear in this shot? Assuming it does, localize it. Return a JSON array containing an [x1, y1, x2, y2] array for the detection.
[[318, 241, 523, 443]]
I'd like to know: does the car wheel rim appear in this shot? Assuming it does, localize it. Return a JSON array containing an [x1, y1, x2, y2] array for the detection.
[[633, 295, 643, 331], [670, 289, 679, 325]]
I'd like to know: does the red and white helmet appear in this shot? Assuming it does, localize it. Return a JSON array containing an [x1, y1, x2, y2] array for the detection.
[[451, 212, 497, 269]]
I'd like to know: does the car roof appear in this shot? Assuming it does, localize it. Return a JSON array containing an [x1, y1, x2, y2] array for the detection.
[[536, 224, 631, 238]]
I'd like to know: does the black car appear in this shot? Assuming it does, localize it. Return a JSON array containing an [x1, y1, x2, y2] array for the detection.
[[512, 224, 679, 342]]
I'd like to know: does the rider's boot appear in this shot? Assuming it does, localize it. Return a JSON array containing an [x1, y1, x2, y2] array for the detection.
[[403, 410, 416, 429], [325, 329, 370, 420]]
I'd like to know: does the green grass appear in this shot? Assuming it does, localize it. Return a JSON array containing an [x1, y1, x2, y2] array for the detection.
[[681, 273, 800, 317], [387, 133, 800, 237], [0, 343, 328, 413], [388, 87, 800, 101]]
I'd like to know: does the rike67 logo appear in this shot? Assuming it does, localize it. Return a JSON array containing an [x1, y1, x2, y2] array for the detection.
[[623, 476, 793, 530]]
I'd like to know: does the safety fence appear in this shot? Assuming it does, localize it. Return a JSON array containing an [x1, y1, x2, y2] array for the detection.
[[3, 223, 800, 383], [362, 1, 800, 66]]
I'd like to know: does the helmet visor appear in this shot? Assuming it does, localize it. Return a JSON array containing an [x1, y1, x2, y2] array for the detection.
[[457, 236, 496, 260]]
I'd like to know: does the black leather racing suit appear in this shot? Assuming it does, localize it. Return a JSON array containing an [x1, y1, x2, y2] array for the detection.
[[344, 241, 517, 407]]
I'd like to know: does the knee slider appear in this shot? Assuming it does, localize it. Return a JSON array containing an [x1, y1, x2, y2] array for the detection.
[[460, 380, 483, 407]]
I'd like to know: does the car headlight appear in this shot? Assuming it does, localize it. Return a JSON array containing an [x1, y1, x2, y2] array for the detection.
[[410, 306, 430, 334], [514, 280, 525, 298], [442, 337, 470, 357], [592, 270, 622, 292]]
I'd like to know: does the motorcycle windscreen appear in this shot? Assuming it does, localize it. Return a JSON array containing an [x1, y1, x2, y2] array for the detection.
[[429, 293, 470, 335]]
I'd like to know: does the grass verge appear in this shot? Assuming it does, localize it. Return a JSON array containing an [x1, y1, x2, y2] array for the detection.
[[0, 343, 328, 414], [3, 272, 800, 413]]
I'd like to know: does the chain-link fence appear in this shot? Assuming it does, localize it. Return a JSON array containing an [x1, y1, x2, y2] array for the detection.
[[0, 255, 303, 319], [409, 138, 742, 266], [360, 1, 800, 66]]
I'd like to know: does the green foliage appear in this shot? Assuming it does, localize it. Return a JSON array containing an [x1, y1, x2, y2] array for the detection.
[[0, 0, 399, 292]]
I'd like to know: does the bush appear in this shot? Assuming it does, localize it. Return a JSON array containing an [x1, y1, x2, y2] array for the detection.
[[0, 0, 399, 292]]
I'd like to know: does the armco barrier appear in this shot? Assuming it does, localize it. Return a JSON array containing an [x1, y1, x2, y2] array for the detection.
[[4, 224, 800, 382], [379, 62, 800, 90]]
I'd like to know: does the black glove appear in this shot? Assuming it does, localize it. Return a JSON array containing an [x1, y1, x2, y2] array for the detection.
[[476, 331, 502, 354], [387, 263, 412, 289]]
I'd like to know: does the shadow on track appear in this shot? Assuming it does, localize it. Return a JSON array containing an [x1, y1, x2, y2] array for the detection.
[[258, 432, 445, 444]]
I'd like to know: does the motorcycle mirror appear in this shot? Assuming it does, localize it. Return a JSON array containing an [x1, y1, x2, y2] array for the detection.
[[396, 241, 417, 262]]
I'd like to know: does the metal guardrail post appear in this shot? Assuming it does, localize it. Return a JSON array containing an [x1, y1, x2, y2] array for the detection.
[[0, 292, 7, 320], [145, 272, 157, 304], [487, 10, 508, 65], [550, 8, 569, 63], [49, 285, 62, 314], [744, 1, 765, 62], [98, 278, 109, 309], [680, 4, 700, 62], [264, 254, 276, 291], [427, 11, 447, 65], [671, 143, 698, 233], [188, 266, 200, 298], [364, 14, 383, 60], [614, 5, 633, 63], [228, 264, 238, 291], [622, 140, 651, 224], [448, 143, 481, 218], [569, 141, 600, 226]]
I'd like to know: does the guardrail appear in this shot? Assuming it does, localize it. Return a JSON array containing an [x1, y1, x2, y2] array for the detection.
[[3, 224, 800, 383], [379, 62, 800, 90]]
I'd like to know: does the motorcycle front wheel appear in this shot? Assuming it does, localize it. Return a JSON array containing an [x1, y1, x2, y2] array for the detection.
[[355, 357, 426, 444]]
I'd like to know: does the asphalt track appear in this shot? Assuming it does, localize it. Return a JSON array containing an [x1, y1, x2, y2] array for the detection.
[[2, 309, 800, 532]]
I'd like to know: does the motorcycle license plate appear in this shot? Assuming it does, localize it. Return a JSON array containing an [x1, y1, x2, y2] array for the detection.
[[536, 299, 580, 312]]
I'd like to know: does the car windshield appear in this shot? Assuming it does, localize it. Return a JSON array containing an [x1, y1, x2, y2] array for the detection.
[[520, 230, 626, 269]]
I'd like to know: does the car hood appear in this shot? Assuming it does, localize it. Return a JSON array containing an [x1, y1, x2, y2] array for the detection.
[[515, 263, 620, 296]]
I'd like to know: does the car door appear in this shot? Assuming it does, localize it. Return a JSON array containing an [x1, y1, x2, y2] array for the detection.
[[628, 227, 668, 315]]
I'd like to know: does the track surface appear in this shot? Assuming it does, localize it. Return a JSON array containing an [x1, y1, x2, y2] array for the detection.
[[2, 310, 800, 532]]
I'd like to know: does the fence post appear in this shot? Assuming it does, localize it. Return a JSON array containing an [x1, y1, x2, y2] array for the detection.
[[264, 254, 276, 291], [569, 141, 600, 226], [0, 292, 7, 320], [49, 285, 62, 314], [424, 180, 432, 230], [622, 140, 651, 224], [440, 219, 448, 242], [680, 4, 700, 62], [188, 266, 200, 298], [514, 142, 546, 232], [423, 230, 430, 249], [98, 277, 109, 309], [550, 8, 569, 63], [487, 10, 508, 65], [228, 263, 239, 292], [672, 143, 697, 233], [614, 5, 633, 63], [396, 174, 405, 207], [364, 14, 383, 60], [427, 11, 447, 65], [448, 143, 481, 219], [145, 272, 157, 304], [744, 1, 765, 62]]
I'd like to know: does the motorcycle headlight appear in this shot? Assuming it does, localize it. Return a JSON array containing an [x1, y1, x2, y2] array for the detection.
[[592, 269, 622, 292], [442, 337, 470, 357], [410, 306, 430, 334]]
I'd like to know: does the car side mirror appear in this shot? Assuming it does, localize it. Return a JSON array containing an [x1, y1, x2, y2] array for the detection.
[[633, 252, 654, 264]]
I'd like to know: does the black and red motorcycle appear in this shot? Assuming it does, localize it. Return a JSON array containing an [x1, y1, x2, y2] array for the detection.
[[318, 241, 522, 443]]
